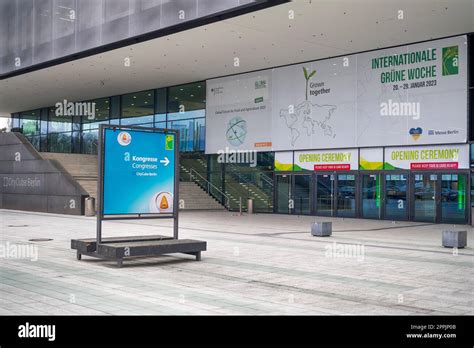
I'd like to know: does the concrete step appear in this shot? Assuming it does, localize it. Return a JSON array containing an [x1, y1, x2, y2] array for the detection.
[[39, 153, 226, 211]]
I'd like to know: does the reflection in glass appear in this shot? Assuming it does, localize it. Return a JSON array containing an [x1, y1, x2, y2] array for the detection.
[[19, 110, 40, 136], [385, 174, 408, 220], [316, 174, 333, 216], [293, 175, 311, 215], [168, 117, 205, 152], [276, 175, 290, 214], [48, 108, 72, 133], [441, 174, 466, 224], [362, 174, 381, 219], [82, 130, 99, 154], [413, 174, 437, 222], [337, 174, 356, 217], [168, 82, 205, 113], [25, 135, 40, 151], [121, 90, 154, 123], [48, 132, 72, 153]]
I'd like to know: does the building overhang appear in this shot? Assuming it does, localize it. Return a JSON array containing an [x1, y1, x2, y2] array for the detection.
[[0, 0, 472, 115]]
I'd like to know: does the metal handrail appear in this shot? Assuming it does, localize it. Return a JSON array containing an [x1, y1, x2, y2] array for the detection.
[[225, 162, 274, 187], [189, 168, 231, 209]]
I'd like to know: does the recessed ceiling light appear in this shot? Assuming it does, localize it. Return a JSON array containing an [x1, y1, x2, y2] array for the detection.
[[190, 94, 194, 97], [180, 89, 183, 91], [131, 103, 135, 106], [197, 85, 201, 88], [133, 96, 137, 99]]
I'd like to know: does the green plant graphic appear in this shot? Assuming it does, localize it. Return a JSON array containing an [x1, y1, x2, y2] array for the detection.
[[303, 67, 317, 100]]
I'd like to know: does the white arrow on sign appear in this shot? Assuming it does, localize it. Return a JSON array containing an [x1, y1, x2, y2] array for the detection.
[[160, 157, 170, 166]]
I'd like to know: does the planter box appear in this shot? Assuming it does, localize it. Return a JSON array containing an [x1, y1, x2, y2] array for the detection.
[[442, 230, 467, 248], [311, 222, 332, 237]]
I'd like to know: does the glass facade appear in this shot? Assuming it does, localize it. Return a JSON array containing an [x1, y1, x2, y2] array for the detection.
[[12, 83, 206, 154]]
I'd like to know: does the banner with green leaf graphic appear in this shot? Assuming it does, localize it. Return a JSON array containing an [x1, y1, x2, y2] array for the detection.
[[206, 35, 467, 154], [275, 152, 293, 171], [360, 148, 384, 170]]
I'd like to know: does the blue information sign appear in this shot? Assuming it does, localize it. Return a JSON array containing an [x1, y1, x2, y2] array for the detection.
[[102, 128, 176, 215]]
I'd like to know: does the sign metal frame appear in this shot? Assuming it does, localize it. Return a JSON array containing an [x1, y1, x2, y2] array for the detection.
[[96, 124, 180, 244]]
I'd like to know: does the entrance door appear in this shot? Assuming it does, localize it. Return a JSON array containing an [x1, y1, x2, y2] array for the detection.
[[413, 173, 437, 222], [385, 173, 408, 220], [361, 173, 382, 219], [275, 174, 291, 214], [315, 173, 334, 216], [440, 173, 467, 224], [293, 175, 311, 215], [336, 173, 357, 217]]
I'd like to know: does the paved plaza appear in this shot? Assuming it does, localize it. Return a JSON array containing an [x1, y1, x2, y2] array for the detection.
[[0, 209, 473, 315]]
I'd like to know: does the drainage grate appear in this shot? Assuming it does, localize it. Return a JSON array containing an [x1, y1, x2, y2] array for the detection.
[[28, 238, 53, 242]]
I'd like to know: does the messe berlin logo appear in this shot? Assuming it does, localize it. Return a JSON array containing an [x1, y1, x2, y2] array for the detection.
[[226, 116, 247, 146], [117, 132, 132, 146]]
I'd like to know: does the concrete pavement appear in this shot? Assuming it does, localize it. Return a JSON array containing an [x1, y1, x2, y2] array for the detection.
[[0, 209, 472, 315]]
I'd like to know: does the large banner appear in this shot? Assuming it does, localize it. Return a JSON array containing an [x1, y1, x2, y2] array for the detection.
[[384, 144, 469, 170], [206, 35, 467, 153], [103, 128, 176, 215], [205, 70, 272, 153], [294, 149, 358, 171]]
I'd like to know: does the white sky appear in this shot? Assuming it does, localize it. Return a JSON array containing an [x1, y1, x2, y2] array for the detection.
[[0, 117, 10, 129]]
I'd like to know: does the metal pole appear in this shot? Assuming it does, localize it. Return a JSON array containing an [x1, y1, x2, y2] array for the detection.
[[96, 125, 105, 245], [239, 197, 242, 215], [173, 130, 180, 240]]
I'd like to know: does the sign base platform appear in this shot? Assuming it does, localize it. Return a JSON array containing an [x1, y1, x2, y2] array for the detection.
[[71, 235, 206, 267]]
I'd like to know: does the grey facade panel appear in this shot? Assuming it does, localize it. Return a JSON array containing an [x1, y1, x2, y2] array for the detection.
[[0, 133, 87, 215], [2, 193, 49, 213], [0, 160, 66, 175], [0, 0, 261, 76], [1, 173, 45, 195], [0, 145, 39, 161], [161, 0, 196, 28], [130, 0, 162, 36], [47, 194, 85, 215]]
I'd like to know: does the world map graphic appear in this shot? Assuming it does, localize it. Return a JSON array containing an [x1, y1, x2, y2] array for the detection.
[[279, 100, 337, 146]]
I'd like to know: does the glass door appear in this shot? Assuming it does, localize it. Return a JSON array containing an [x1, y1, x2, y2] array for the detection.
[[336, 173, 356, 217], [440, 173, 467, 224], [293, 175, 311, 215], [413, 173, 437, 222], [361, 173, 382, 219], [385, 173, 408, 220], [315, 173, 334, 216], [276, 174, 291, 214]]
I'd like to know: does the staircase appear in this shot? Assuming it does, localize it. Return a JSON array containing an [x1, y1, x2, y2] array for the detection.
[[179, 154, 274, 212], [40, 152, 225, 210], [41, 153, 98, 198], [179, 182, 225, 210]]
